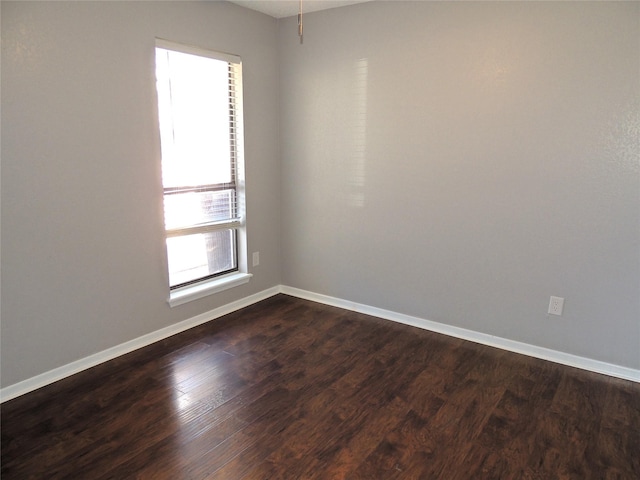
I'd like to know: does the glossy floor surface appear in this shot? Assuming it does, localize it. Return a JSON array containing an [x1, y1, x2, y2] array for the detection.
[[2, 294, 639, 479]]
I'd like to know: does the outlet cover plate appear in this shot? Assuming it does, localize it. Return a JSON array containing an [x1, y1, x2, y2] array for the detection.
[[548, 296, 564, 316]]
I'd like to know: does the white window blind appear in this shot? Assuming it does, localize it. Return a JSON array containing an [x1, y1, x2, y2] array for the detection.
[[155, 41, 246, 290]]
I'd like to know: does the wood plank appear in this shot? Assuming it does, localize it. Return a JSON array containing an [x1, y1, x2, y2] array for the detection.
[[2, 294, 638, 479]]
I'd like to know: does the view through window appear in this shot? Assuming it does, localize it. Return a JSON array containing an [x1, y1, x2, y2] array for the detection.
[[155, 42, 244, 289]]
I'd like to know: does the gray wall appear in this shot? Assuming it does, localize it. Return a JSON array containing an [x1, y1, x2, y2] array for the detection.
[[279, 1, 640, 368], [2, 1, 639, 390], [1, 1, 281, 387]]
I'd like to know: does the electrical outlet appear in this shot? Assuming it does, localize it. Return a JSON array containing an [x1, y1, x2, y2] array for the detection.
[[252, 251, 260, 267], [548, 296, 564, 316]]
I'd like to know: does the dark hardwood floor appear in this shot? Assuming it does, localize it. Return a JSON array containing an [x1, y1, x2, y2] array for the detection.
[[2, 294, 639, 479]]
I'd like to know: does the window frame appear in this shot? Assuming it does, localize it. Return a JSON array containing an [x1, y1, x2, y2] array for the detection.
[[155, 39, 251, 307]]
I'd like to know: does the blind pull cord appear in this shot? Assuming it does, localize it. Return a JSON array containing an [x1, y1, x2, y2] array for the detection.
[[298, 0, 303, 44]]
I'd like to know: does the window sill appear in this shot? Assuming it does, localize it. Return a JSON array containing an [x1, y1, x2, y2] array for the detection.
[[168, 272, 253, 308]]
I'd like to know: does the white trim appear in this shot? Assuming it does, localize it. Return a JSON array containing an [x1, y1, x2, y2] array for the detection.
[[280, 285, 640, 383], [3, 284, 638, 403], [0, 286, 280, 403], [166, 217, 243, 238], [155, 38, 241, 65], [168, 272, 253, 307]]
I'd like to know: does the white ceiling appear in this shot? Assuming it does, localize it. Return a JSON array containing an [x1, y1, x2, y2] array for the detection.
[[228, 0, 373, 19]]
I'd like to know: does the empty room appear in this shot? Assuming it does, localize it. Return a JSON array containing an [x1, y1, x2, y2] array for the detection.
[[1, 0, 638, 478]]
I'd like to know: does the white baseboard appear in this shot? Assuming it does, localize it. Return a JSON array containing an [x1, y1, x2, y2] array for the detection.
[[3, 283, 637, 403], [280, 285, 640, 383], [0, 286, 281, 403]]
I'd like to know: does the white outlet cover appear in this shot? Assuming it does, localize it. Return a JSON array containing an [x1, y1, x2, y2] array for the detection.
[[548, 296, 564, 316]]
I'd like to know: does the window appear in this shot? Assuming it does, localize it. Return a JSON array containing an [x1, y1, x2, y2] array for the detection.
[[155, 40, 250, 306]]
